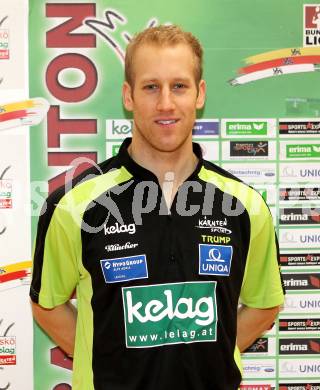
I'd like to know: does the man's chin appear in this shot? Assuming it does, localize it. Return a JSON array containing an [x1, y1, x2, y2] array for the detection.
[[150, 139, 190, 154]]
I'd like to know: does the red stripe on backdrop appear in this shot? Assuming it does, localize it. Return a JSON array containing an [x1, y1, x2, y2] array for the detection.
[[0, 109, 28, 122], [238, 55, 320, 74], [0, 270, 28, 283]]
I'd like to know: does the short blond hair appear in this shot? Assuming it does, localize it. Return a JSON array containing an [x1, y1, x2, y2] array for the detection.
[[125, 25, 203, 87]]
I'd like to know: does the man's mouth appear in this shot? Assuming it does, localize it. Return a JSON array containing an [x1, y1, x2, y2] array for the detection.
[[155, 119, 179, 125]]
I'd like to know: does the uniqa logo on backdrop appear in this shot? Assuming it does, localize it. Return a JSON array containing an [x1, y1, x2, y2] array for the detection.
[[122, 281, 218, 348]]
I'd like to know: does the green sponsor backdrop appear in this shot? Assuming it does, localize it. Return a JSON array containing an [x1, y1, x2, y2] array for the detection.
[[29, 0, 319, 388]]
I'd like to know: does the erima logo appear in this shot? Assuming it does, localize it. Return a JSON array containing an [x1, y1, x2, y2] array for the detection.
[[104, 222, 136, 235], [229, 124, 252, 130], [280, 339, 320, 354], [283, 279, 308, 287], [289, 146, 312, 153], [226, 121, 267, 135], [280, 343, 308, 352], [280, 343, 308, 351], [253, 123, 264, 130], [280, 213, 308, 222]]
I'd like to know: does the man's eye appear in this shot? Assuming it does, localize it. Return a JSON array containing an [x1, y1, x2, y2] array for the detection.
[[144, 84, 158, 90], [173, 83, 186, 89]]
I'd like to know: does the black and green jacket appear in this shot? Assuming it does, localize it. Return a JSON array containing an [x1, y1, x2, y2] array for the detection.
[[30, 138, 284, 390]]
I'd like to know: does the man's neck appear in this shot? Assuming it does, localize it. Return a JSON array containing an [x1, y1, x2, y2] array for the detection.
[[128, 137, 199, 207]]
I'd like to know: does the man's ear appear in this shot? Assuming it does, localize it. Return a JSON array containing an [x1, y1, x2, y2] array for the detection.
[[122, 82, 133, 111], [196, 79, 206, 109]]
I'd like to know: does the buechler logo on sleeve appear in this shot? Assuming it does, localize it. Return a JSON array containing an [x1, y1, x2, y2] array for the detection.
[[122, 281, 218, 348]]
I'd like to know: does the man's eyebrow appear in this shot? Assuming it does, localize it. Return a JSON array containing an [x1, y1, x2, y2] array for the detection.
[[139, 78, 159, 84], [172, 77, 192, 83], [139, 77, 192, 84]]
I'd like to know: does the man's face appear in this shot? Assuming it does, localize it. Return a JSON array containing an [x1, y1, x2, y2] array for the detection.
[[123, 43, 206, 153]]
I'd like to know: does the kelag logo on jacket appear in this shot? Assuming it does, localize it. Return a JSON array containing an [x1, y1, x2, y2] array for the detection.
[[122, 282, 218, 348]]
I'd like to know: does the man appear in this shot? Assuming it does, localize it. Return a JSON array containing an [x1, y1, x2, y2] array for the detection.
[[30, 25, 284, 390]]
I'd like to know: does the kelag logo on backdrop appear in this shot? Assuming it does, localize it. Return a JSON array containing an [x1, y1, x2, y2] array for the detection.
[[282, 273, 320, 290], [106, 119, 132, 139], [279, 120, 320, 135], [230, 141, 268, 157], [304, 5, 320, 46], [106, 119, 218, 140], [226, 121, 268, 136]]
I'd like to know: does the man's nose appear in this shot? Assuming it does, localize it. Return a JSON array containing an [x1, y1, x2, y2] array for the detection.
[[156, 88, 175, 111]]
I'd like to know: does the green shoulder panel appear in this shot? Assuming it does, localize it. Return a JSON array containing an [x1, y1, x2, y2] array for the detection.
[[199, 166, 284, 308], [38, 165, 133, 307], [38, 166, 132, 390]]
